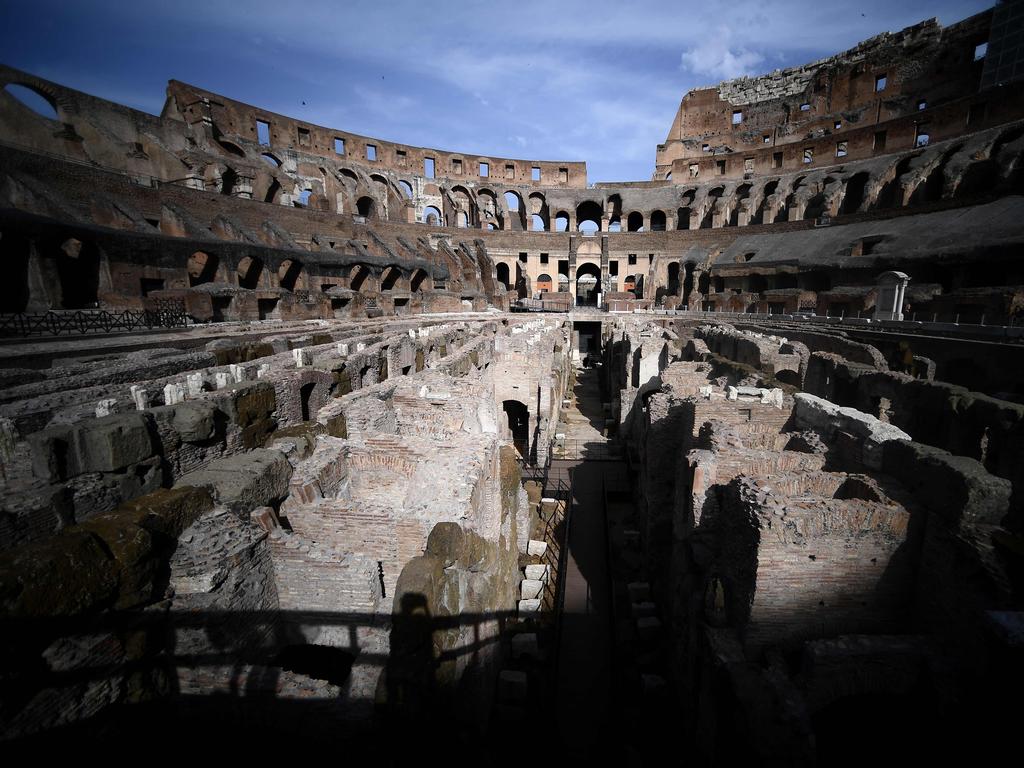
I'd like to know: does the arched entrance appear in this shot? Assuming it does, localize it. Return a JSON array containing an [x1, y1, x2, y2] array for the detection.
[[575, 263, 601, 307], [502, 400, 530, 460]]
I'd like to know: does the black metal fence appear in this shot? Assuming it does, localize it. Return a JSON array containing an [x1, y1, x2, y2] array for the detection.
[[0, 299, 188, 338]]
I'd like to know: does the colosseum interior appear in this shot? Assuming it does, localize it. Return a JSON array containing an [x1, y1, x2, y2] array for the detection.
[[1, 1, 1023, 763]]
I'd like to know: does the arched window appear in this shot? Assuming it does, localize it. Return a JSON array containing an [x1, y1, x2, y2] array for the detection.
[[576, 200, 602, 233], [188, 251, 219, 286], [356, 196, 375, 218], [531, 214, 546, 231], [650, 210, 667, 231], [237, 256, 264, 289], [423, 206, 442, 225], [381, 266, 401, 291], [504, 191, 521, 211], [554, 212, 569, 232], [4, 83, 58, 120], [627, 211, 644, 232], [261, 153, 281, 168], [350, 264, 370, 291], [496, 262, 511, 289], [279, 259, 303, 291], [410, 269, 430, 292], [536, 273, 553, 293], [399, 180, 414, 199]]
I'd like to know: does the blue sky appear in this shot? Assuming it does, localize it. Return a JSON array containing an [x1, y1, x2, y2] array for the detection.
[[0, 0, 994, 182]]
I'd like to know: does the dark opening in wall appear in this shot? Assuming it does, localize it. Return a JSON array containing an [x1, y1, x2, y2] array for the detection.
[[140, 278, 165, 297], [54, 238, 99, 309], [532, 166, 541, 181], [366, 144, 377, 161], [257, 298, 278, 320], [0, 232, 31, 313], [211, 296, 231, 322], [874, 130, 887, 151], [300, 382, 316, 421], [334, 137, 345, 155], [274, 645, 355, 687], [773, 152, 783, 169], [297, 127, 310, 147], [479, 162, 489, 177], [238, 256, 264, 289], [875, 73, 887, 91]]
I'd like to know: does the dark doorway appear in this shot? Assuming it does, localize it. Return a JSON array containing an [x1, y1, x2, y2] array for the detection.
[[300, 382, 316, 422], [502, 400, 530, 460]]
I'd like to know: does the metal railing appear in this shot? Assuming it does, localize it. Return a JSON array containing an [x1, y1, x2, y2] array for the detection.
[[0, 299, 188, 337]]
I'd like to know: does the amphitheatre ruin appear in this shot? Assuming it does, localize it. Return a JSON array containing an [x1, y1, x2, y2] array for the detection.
[[1, 1, 1023, 762]]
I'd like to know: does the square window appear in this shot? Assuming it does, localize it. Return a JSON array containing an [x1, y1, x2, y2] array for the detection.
[[648, 254, 654, 264], [875, 74, 887, 92], [836, 141, 848, 158], [505, 164, 514, 179], [518, 252, 528, 263], [917, 99, 927, 111], [743, 157, 753, 173], [772, 152, 783, 169], [532, 166, 540, 181], [396, 149, 407, 166], [834, 120, 842, 130], [609, 261, 618, 276], [540, 253, 549, 264], [974, 42, 988, 61], [702, 143, 710, 152], [732, 110, 743, 124], [297, 127, 310, 147], [689, 163, 699, 178], [559, 167, 568, 183], [762, 134, 771, 144], [480, 161, 489, 177], [915, 124, 930, 147], [874, 130, 887, 151], [256, 119, 271, 146], [716, 159, 726, 175], [366, 144, 377, 161], [334, 137, 345, 155], [799, 102, 811, 112], [424, 157, 435, 178], [803, 147, 813, 164], [451, 158, 461, 174], [628, 254, 637, 266]]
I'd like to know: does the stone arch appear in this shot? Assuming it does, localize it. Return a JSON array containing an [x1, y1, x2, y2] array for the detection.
[[380, 266, 402, 291], [279, 258, 303, 291], [410, 268, 430, 292], [188, 251, 220, 286], [528, 193, 549, 231], [496, 262, 511, 290], [576, 200, 602, 233], [237, 255, 264, 289], [650, 210, 667, 231], [627, 211, 644, 232], [356, 196, 375, 218], [422, 205, 442, 225], [349, 264, 371, 292], [3, 82, 59, 120]]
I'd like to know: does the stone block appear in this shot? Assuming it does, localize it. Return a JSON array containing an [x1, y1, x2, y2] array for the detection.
[[498, 670, 528, 703], [171, 401, 218, 443], [75, 412, 156, 473], [520, 579, 544, 600], [178, 448, 292, 514], [636, 615, 662, 642], [163, 382, 184, 405], [510, 633, 540, 660], [527, 539, 547, 557], [95, 398, 117, 418], [114, 485, 215, 541], [250, 506, 280, 532], [518, 598, 541, 615], [627, 581, 651, 602], [632, 601, 658, 618], [524, 564, 549, 582]]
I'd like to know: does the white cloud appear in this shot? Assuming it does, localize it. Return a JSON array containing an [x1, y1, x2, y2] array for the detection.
[[680, 28, 764, 81]]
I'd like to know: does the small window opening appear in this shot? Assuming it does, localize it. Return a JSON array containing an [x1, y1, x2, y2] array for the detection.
[[609, 261, 619, 276], [803, 147, 813, 164], [732, 110, 743, 124], [689, 163, 699, 178], [875, 74, 887, 92], [836, 141, 848, 158], [773, 152, 783, 169], [716, 160, 726, 175], [424, 157, 435, 178], [874, 130, 887, 151], [559, 167, 568, 183], [762, 134, 771, 144], [334, 137, 345, 155], [505, 164, 514, 179], [518, 252, 528, 263], [974, 42, 988, 61], [256, 120, 271, 146], [743, 157, 753, 173], [917, 99, 927, 111], [531, 166, 541, 181], [702, 143, 710, 152], [479, 161, 489, 177], [366, 144, 377, 161], [799, 102, 811, 111], [628, 254, 637, 266], [915, 124, 930, 148], [396, 149, 407, 166], [297, 127, 310, 147], [540, 253, 549, 264], [834, 120, 842, 130]]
